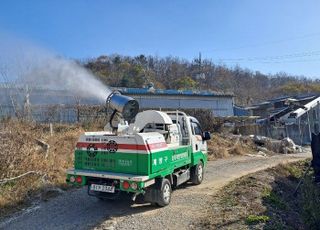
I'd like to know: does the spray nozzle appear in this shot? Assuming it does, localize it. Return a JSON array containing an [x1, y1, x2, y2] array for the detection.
[[106, 91, 139, 122]]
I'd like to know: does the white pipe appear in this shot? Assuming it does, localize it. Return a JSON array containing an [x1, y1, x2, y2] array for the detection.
[[290, 97, 320, 119]]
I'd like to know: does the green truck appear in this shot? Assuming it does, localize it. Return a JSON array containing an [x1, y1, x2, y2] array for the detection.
[[66, 92, 211, 206]]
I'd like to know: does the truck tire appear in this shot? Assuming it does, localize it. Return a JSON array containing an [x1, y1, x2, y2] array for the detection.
[[157, 178, 172, 207], [191, 161, 204, 185]]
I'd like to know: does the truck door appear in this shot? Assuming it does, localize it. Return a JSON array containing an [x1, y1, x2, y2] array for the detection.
[[191, 121, 207, 153]]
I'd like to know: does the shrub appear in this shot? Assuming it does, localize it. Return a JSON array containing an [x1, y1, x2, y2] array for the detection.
[[246, 215, 270, 225]]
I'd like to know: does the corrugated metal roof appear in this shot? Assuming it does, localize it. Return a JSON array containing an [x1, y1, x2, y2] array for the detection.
[[114, 87, 233, 97], [251, 95, 318, 108], [0, 84, 234, 97], [267, 94, 317, 103]]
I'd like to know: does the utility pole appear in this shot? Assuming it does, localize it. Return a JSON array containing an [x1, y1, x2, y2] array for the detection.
[[196, 52, 206, 91]]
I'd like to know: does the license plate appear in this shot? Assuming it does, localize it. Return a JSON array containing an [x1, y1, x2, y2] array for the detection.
[[90, 184, 115, 193]]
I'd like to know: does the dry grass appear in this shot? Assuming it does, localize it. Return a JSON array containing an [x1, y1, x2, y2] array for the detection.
[[197, 161, 313, 229], [0, 119, 84, 218], [207, 133, 257, 160]]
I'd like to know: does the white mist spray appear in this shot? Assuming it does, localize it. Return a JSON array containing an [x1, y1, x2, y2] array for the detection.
[[0, 33, 111, 103]]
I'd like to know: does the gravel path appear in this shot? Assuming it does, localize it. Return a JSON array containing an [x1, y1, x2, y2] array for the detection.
[[0, 151, 311, 230]]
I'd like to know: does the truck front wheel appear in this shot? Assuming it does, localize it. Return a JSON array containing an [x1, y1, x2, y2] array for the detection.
[[157, 178, 172, 207], [191, 161, 204, 185]]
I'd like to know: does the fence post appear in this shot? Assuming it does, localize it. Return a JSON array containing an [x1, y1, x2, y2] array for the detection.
[[307, 111, 312, 142], [49, 123, 53, 136], [298, 118, 303, 145]]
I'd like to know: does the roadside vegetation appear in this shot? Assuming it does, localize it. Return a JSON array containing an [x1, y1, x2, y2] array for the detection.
[[0, 119, 87, 218], [198, 160, 320, 229]]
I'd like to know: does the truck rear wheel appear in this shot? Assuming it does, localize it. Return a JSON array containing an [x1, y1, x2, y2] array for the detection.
[[157, 178, 171, 207], [191, 161, 204, 185]]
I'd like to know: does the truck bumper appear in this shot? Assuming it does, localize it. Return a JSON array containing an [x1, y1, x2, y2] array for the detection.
[[67, 169, 155, 194], [66, 169, 149, 182]]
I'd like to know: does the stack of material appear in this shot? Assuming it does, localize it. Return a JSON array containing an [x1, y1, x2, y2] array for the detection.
[[281, 137, 302, 154], [207, 134, 257, 159], [253, 135, 301, 154]]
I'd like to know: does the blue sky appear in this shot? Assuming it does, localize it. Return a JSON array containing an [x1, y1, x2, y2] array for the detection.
[[1, 0, 320, 77]]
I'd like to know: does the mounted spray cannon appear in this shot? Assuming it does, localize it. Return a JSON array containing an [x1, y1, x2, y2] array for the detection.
[[106, 91, 139, 130]]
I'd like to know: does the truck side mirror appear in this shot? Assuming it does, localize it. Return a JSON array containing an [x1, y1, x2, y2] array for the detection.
[[202, 131, 211, 141]]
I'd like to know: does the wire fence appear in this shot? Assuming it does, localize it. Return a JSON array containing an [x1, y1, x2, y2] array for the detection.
[[0, 104, 108, 124]]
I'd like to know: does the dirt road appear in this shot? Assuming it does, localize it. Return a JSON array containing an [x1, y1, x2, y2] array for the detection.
[[0, 151, 311, 230]]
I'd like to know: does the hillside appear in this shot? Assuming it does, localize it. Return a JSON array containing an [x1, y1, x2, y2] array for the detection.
[[83, 54, 320, 105]]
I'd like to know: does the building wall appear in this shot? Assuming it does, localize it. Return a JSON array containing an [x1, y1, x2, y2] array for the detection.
[[233, 106, 249, 116], [238, 105, 320, 145], [0, 86, 234, 120], [128, 94, 234, 117]]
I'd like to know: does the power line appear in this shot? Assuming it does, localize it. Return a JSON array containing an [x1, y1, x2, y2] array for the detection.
[[259, 59, 320, 64], [210, 32, 320, 52], [212, 50, 320, 63], [221, 59, 320, 64]]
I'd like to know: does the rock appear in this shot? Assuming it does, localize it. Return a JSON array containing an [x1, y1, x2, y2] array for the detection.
[[257, 146, 269, 152], [257, 151, 267, 157], [281, 137, 295, 148], [265, 139, 282, 153], [35, 138, 50, 158], [281, 137, 301, 154], [253, 135, 269, 146]]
